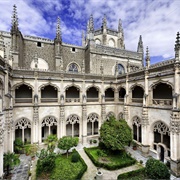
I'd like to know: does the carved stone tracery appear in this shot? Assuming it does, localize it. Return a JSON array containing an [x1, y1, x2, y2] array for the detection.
[[132, 116, 141, 127], [15, 118, 31, 129], [87, 113, 98, 122], [153, 121, 170, 135], [42, 116, 57, 127], [66, 114, 79, 124]]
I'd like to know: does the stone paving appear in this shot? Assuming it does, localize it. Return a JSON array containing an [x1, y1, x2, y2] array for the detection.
[[11, 154, 31, 180]]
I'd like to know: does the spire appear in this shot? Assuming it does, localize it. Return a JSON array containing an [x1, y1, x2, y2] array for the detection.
[[89, 14, 94, 32], [55, 17, 62, 42], [87, 20, 90, 33], [11, 4, 18, 32], [102, 14, 107, 29], [137, 35, 143, 52], [118, 19, 123, 32], [0, 32, 4, 46], [175, 32, 180, 62], [145, 46, 150, 68]]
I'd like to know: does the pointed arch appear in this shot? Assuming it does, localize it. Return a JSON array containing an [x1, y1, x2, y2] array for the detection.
[[150, 80, 174, 90], [38, 82, 60, 92], [66, 62, 81, 73], [66, 114, 80, 137], [132, 116, 141, 143], [14, 117, 31, 143], [13, 82, 34, 91], [106, 111, 115, 121], [130, 83, 144, 91], [87, 113, 99, 135]]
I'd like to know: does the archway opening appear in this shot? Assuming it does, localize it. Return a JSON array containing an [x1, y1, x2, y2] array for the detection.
[[119, 88, 126, 101], [132, 86, 144, 103], [105, 88, 114, 102], [87, 87, 99, 102], [15, 84, 32, 103], [66, 86, 80, 102], [41, 85, 58, 102]]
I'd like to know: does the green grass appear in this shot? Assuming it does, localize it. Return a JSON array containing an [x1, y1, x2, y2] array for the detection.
[[50, 153, 85, 180], [84, 147, 136, 170]]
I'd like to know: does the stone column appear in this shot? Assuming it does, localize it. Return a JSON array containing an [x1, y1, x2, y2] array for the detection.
[[141, 70, 150, 155], [59, 105, 64, 138], [170, 110, 180, 176], [33, 106, 39, 143], [82, 104, 87, 144], [124, 74, 129, 124]]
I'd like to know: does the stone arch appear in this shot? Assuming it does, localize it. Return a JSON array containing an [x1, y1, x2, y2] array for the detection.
[[118, 112, 124, 120], [150, 80, 174, 90], [38, 82, 60, 92], [64, 84, 81, 92], [41, 116, 58, 141], [86, 86, 99, 102], [106, 111, 115, 121], [152, 121, 170, 162], [65, 85, 80, 102], [87, 113, 99, 135], [66, 114, 80, 137], [132, 116, 142, 143], [108, 38, 115, 47], [95, 38, 101, 45], [66, 62, 81, 73], [130, 83, 145, 91], [14, 117, 31, 143], [86, 85, 100, 92], [13, 82, 34, 91]]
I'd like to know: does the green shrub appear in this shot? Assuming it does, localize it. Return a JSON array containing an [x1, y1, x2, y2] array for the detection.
[[14, 138, 23, 154], [36, 149, 56, 177], [93, 139, 97, 143], [117, 167, 145, 179], [84, 147, 136, 170], [71, 152, 80, 163], [139, 160, 143, 164], [97, 149, 107, 157], [145, 158, 170, 180]]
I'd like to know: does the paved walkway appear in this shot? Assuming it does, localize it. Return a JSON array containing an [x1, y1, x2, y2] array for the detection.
[[11, 154, 31, 180]]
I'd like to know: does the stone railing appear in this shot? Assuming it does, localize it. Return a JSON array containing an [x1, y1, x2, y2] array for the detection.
[[65, 98, 80, 103], [41, 98, 58, 102], [87, 98, 99, 102], [15, 98, 32, 103], [119, 98, 124, 102], [152, 99, 172, 106], [105, 97, 114, 102], [132, 98, 143, 103]]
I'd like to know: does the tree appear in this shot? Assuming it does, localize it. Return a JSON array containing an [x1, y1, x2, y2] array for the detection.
[[145, 158, 170, 179], [3, 151, 20, 175], [100, 116, 132, 151], [45, 134, 58, 152], [58, 136, 79, 157]]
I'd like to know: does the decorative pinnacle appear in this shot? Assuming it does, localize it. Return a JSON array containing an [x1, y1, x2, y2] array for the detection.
[[11, 4, 18, 31], [175, 32, 180, 46], [56, 17, 61, 41], [146, 46, 150, 67], [137, 35, 143, 52], [89, 14, 94, 32], [0, 32, 4, 46], [102, 14, 107, 29], [118, 19, 122, 32]]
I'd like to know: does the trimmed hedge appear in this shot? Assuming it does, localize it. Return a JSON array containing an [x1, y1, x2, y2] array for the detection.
[[84, 147, 136, 170], [74, 149, 87, 179], [117, 167, 145, 179]]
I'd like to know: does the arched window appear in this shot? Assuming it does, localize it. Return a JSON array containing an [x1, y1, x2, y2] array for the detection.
[[68, 63, 78, 73], [87, 113, 99, 135], [41, 85, 58, 102], [105, 88, 114, 102], [66, 114, 80, 137], [106, 112, 115, 121], [15, 84, 32, 103], [153, 121, 170, 161], [132, 116, 141, 143], [109, 38, 115, 47], [117, 64, 125, 75], [95, 39, 101, 45], [15, 118, 31, 143], [86, 87, 99, 102], [132, 86, 144, 103]]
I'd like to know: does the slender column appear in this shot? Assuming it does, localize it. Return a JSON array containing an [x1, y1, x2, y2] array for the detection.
[[82, 105, 87, 144], [0, 113, 4, 178]]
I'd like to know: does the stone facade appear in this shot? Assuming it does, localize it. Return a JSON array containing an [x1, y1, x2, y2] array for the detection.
[[0, 5, 180, 177]]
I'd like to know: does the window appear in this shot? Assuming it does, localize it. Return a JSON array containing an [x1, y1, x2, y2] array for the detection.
[[68, 63, 78, 73], [37, 42, 41, 47], [72, 47, 75, 52], [117, 64, 125, 75]]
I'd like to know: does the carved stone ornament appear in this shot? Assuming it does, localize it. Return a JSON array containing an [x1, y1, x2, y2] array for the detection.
[[154, 121, 170, 135], [0, 128, 4, 144], [42, 116, 57, 127], [66, 114, 79, 124], [15, 118, 31, 129], [170, 121, 180, 135], [87, 113, 98, 122], [132, 116, 141, 127]]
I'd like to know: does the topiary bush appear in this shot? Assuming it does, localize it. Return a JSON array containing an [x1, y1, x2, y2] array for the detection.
[[145, 158, 170, 180], [71, 152, 80, 163]]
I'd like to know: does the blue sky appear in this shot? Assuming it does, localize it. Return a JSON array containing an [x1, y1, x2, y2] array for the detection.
[[0, 0, 180, 64]]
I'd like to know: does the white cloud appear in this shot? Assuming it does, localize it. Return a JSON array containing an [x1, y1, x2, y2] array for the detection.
[[0, 0, 179, 62]]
